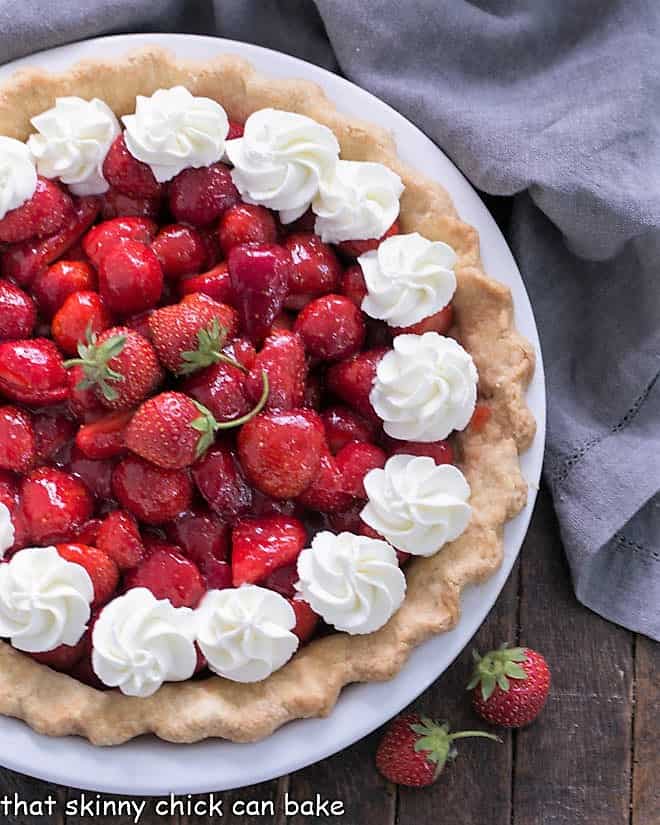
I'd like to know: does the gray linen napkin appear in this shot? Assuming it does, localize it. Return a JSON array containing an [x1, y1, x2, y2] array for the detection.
[[0, 0, 657, 638]]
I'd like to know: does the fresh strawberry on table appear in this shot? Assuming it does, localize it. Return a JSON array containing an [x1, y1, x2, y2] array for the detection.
[[231, 514, 306, 586], [468, 645, 551, 727], [376, 713, 500, 787]]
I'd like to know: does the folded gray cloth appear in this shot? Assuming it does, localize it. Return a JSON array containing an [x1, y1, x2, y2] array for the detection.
[[0, 0, 657, 638]]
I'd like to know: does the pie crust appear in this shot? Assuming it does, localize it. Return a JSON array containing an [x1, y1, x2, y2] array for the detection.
[[0, 47, 535, 744]]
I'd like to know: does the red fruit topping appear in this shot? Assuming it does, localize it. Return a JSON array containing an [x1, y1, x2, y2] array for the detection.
[[64, 326, 161, 410], [0, 281, 36, 340], [100, 187, 162, 221], [321, 405, 377, 454], [102, 133, 163, 199], [201, 557, 233, 590], [271, 311, 294, 331], [32, 410, 76, 463], [74, 518, 103, 546], [192, 443, 253, 522], [289, 598, 319, 645], [0, 406, 35, 473], [0, 195, 100, 287], [169, 162, 239, 226], [303, 372, 322, 410], [51, 291, 113, 356], [294, 294, 366, 361], [238, 409, 325, 499], [124, 546, 205, 608], [67, 364, 106, 420], [0, 177, 73, 243], [0, 338, 68, 406], [283, 233, 342, 307], [32, 259, 96, 319], [66, 446, 115, 500], [393, 303, 454, 337], [82, 216, 158, 268], [261, 562, 298, 598], [470, 402, 492, 432], [166, 509, 229, 568], [389, 438, 455, 465], [226, 337, 257, 370], [152, 224, 208, 279], [183, 360, 251, 422], [149, 293, 239, 374], [340, 264, 368, 308], [98, 238, 163, 316], [325, 347, 388, 422], [124, 310, 154, 342], [231, 514, 306, 586], [75, 411, 132, 459], [21, 468, 93, 544], [112, 454, 192, 524], [217, 203, 277, 256], [296, 448, 352, 513], [55, 542, 118, 607], [335, 441, 386, 498], [245, 329, 306, 411], [251, 490, 296, 518], [327, 501, 364, 533], [30, 635, 88, 673], [96, 509, 145, 570], [337, 219, 400, 258], [180, 262, 233, 304], [227, 120, 244, 140], [227, 242, 291, 343]]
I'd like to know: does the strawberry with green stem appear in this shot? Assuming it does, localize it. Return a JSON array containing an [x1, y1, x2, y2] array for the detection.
[[178, 317, 239, 376]]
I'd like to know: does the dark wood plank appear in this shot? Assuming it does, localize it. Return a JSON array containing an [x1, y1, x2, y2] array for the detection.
[[397, 556, 520, 825], [632, 634, 660, 825], [182, 777, 285, 825], [514, 487, 634, 825], [0, 770, 64, 825]]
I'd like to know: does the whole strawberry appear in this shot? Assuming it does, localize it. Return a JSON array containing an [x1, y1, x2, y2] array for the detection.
[[468, 644, 551, 727], [64, 325, 162, 410], [376, 713, 499, 787]]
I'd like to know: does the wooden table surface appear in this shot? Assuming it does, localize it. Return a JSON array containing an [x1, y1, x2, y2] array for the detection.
[[1, 484, 657, 824]]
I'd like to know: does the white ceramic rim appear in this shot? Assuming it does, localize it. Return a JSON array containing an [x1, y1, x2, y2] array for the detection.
[[0, 33, 546, 796]]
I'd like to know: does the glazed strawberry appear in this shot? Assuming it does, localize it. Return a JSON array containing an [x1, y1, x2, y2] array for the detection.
[[96, 510, 145, 570], [0, 177, 73, 243], [327, 501, 364, 533], [217, 202, 277, 255], [124, 546, 205, 608], [51, 291, 113, 356], [228, 242, 291, 343], [75, 411, 132, 459], [376, 713, 499, 787], [294, 294, 366, 361], [251, 490, 296, 518], [226, 337, 257, 371], [98, 238, 163, 316], [231, 514, 306, 586], [73, 518, 103, 546], [102, 133, 163, 198], [32, 410, 76, 463], [261, 562, 298, 598], [303, 372, 322, 410], [149, 294, 239, 374], [289, 598, 319, 644], [30, 635, 88, 672], [166, 508, 229, 568], [238, 409, 325, 499], [151, 224, 208, 279], [82, 216, 158, 268], [67, 364, 106, 420], [21, 468, 93, 544], [392, 304, 454, 337], [180, 262, 233, 304], [321, 405, 377, 454], [66, 446, 115, 500], [0, 281, 36, 340], [297, 448, 352, 513], [335, 441, 386, 498], [0, 338, 68, 406], [0, 195, 100, 287], [112, 454, 193, 524], [227, 120, 244, 140], [340, 264, 367, 308], [32, 260, 96, 318], [201, 557, 233, 590], [337, 219, 400, 259], [183, 360, 251, 422], [0, 406, 35, 473], [388, 438, 455, 465], [55, 543, 118, 607], [468, 645, 551, 727], [169, 162, 239, 226], [192, 443, 253, 521], [271, 311, 294, 331], [64, 326, 161, 410], [325, 347, 387, 422], [100, 187, 162, 221], [245, 329, 307, 411], [469, 402, 492, 432], [283, 233, 342, 308]]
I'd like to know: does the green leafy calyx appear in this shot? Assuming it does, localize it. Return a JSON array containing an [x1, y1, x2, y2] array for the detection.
[[178, 319, 237, 375], [63, 325, 126, 402], [411, 717, 501, 779], [467, 644, 529, 701]]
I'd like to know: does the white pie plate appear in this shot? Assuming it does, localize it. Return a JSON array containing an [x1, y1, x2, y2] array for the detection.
[[0, 33, 545, 795]]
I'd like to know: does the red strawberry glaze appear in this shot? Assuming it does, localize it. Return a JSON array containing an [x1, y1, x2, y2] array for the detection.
[[51, 291, 113, 356], [102, 134, 163, 199], [32, 410, 76, 464], [75, 411, 132, 460], [98, 238, 163, 316], [231, 514, 306, 586], [169, 162, 239, 226], [55, 543, 118, 607], [244, 329, 307, 411], [283, 233, 343, 308], [0, 338, 68, 406], [166, 508, 230, 567], [217, 203, 277, 256], [0, 406, 36, 473], [21, 468, 93, 544], [0, 281, 36, 340], [337, 219, 400, 258], [83, 216, 158, 268], [32, 259, 96, 319], [335, 441, 386, 498], [183, 360, 251, 422], [180, 262, 233, 304], [294, 294, 366, 361], [321, 405, 378, 454], [192, 443, 253, 522], [112, 454, 193, 525], [66, 446, 115, 501], [0, 177, 73, 243], [124, 546, 205, 608], [152, 224, 208, 279], [96, 510, 145, 570]]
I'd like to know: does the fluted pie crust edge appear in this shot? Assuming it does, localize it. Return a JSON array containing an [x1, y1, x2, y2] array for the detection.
[[0, 47, 536, 745]]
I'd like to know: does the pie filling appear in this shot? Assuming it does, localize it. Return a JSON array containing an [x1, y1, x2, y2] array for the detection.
[[0, 86, 484, 697]]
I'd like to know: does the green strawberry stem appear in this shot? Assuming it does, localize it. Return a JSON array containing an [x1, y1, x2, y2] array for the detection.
[[190, 370, 270, 458], [178, 319, 247, 375], [467, 644, 529, 701], [63, 325, 126, 402], [410, 718, 501, 780], [447, 731, 502, 742]]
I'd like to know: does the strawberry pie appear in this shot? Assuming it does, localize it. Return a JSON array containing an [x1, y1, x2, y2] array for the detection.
[[0, 49, 535, 744]]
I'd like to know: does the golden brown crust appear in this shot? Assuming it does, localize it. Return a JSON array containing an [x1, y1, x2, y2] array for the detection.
[[0, 47, 535, 744]]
